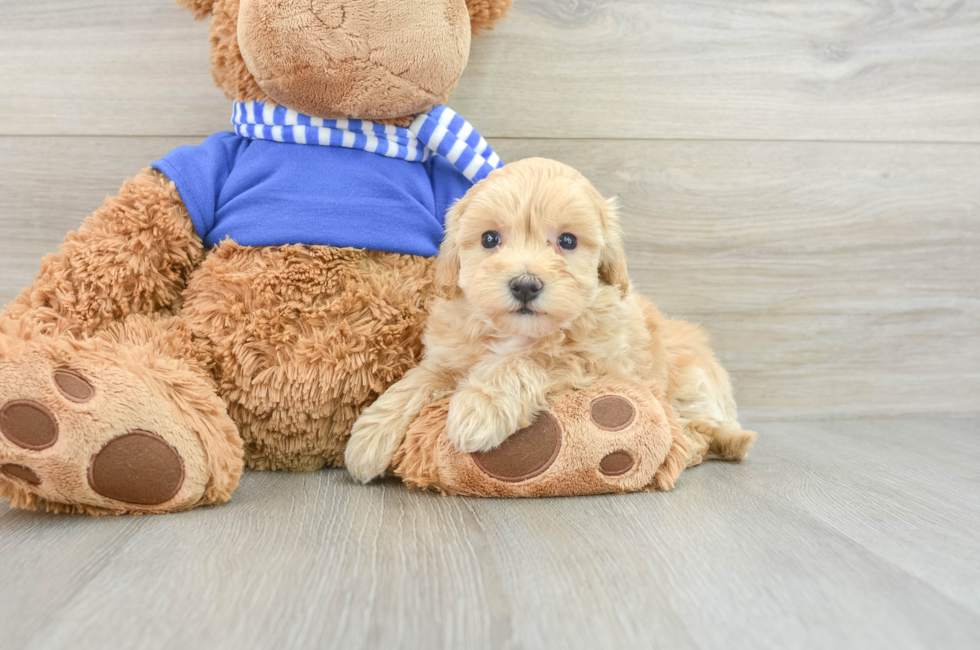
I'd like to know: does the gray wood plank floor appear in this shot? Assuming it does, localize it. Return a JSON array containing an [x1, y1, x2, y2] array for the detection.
[[1, 417, 978, 650]]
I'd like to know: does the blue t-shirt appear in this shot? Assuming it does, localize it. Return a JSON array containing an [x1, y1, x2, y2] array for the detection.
[[151, 132, 473, 256]]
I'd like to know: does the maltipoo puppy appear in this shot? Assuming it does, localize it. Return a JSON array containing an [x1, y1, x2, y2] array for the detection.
[[345, 158, 755, 482]]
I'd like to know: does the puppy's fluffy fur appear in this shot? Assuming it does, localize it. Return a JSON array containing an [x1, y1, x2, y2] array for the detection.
[[345, 158, 755, 482]]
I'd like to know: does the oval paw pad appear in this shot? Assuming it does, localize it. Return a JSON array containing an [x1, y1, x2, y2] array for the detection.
[[88, 431, 185, 505], [0, 400, 59, 450], [599, 451, 635, 476], [1, 464, 42, 485], [471, 412, 562, 482], [590, 395, 635, 431], [53, 370, 95, 403]]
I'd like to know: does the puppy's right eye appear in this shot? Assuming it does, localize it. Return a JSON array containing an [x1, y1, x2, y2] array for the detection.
[[481, 231, 501, 249]]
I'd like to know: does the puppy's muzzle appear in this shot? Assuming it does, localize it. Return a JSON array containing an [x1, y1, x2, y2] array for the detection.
[[509, 275, 544, 306]]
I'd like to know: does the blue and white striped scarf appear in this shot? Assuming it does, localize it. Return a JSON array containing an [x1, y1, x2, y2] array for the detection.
[[232, 101, 504, 183]]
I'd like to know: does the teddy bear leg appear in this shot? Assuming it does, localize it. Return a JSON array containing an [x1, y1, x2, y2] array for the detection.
[[0, 314, 243, 515], [395, 379, 691, 497], [0, 168, 239, 514]]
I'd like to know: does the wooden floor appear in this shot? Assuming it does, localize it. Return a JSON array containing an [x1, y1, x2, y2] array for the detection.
[[1, 417, 978, 650], [2, 1, 979, 648]]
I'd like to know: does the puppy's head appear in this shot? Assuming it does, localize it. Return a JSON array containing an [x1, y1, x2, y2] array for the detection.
[[435, 158, 630, 338]]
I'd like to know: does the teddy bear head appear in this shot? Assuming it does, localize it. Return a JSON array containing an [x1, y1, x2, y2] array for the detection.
[[177, 0, 513, 121]]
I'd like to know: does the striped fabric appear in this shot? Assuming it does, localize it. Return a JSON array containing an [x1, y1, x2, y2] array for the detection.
[[232, 101, 504, 183]]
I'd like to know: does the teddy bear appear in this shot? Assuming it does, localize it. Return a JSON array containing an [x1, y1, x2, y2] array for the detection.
[[0, 0, 717, 515]]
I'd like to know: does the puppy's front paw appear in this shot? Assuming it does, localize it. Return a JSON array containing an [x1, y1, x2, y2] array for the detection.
[[344, 417, 402, 483], [446, 389, 517, 453]]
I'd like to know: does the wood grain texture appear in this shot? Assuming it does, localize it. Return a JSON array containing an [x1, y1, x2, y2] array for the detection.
[[2, 136, 977, 418], [0, 417, 978, 650], [2, 0, 980, 141]]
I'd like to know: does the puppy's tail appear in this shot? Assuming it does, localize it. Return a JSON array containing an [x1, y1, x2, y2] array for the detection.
[[688, 420, 757, 461]]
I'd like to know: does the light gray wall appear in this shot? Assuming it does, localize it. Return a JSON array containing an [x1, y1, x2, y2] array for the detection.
[[1, 0, 978, 419]]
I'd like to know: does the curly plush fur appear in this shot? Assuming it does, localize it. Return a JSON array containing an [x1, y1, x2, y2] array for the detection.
[[4, 169, 202, 337], [181, 243, 435, 470]]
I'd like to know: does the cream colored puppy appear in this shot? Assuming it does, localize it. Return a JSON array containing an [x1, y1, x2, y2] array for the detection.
[[345, 158, 755, 482]]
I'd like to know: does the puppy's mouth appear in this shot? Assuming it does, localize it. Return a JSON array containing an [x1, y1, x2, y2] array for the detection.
[[514, 307, 538, 316]]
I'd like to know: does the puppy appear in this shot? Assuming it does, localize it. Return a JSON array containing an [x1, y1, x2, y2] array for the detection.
[[345, 158, 755, 482]]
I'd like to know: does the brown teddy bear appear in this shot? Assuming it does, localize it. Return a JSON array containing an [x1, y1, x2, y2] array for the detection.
[[0, 0, 718, 515]]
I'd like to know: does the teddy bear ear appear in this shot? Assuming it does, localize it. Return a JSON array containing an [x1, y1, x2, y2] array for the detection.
[[466, 0, 515, 35], [174, 0, 217, 20]]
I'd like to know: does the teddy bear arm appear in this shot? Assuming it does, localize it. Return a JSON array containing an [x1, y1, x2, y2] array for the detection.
[[3, 168, 204, 338]]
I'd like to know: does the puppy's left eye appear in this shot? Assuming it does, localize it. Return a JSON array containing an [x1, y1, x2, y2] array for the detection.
[[482, 231, 501, 249], [557, 233, 577, 250]]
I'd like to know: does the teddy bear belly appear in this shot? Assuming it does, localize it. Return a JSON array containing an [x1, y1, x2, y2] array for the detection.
[[180, 240, 435, 471]]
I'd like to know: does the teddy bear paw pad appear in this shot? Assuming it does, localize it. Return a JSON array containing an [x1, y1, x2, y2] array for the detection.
[[88, 431, 185, 505], [590, 395, 635, 431], [52, 370, 95, 403], [471, 412, 562, 482], [1, 463, 42, 485], [598, 450, 635, 476], [1, 400, 59, 450]]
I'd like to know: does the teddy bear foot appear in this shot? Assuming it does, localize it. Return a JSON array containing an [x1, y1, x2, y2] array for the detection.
[[393, 378, 688, 497], [0, 328, 243, 515]]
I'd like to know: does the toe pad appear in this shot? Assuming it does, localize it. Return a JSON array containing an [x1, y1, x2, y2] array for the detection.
[[1, 464, 42, 485], [599, 451, 635, 476], [53, 370, 95, 403], [590, 395, 636, 431], [0, 400, 59, 450]]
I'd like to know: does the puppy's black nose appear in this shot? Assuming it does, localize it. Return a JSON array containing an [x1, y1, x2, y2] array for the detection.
[[509, 276, 544, 304]]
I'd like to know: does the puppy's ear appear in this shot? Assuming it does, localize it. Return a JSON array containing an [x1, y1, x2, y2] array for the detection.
[[598, 198, 631, 297], [434, 198, 466, 300], [175, 0, 217, 20], [466, 0, 515, 35]]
